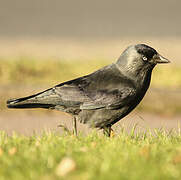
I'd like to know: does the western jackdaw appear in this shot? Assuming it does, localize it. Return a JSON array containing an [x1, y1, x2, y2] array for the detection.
[[7, 44, 170, 136]]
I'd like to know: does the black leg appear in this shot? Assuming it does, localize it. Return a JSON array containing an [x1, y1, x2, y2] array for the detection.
[[73, 117, 77, 136], [103, 126, 111, 137]]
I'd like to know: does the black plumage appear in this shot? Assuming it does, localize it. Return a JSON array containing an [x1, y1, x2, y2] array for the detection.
[[7, 44, 170, 136]]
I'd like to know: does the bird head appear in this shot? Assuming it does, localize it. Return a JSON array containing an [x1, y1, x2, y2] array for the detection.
[[116, 44, 170, 77]]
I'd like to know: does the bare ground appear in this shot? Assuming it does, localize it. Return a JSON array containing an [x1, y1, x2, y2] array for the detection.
[[1, 110, 181, 136]]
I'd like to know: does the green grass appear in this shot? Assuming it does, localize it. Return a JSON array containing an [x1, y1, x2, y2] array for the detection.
[[1, 55, 181, 179], [0, 57, 110, 86], [1, 129, 181, 180], [0, 57, 181, 88]]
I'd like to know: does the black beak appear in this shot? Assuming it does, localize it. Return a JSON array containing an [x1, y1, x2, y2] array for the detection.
[[155, 54, 171, 64]]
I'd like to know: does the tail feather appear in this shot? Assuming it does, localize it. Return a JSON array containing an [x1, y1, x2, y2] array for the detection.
[[7, 88, 55, 109]]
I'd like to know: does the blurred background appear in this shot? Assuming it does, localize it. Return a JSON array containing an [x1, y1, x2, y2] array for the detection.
[[0, 0, 181, 135]]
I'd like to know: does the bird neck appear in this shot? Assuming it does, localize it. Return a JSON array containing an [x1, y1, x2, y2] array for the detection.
[[136, 68, 153, 90], [115, 62, 154, 88]]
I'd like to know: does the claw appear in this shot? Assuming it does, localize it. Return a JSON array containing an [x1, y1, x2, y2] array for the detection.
[[110, 128, 115, 138]]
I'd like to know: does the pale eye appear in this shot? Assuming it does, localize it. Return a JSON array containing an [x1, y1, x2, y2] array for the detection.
[[142, 56, 147, 61]]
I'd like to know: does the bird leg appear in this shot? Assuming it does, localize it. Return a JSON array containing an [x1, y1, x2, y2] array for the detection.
[[103, 126, 114, 137], [72, 117, 77, 136]]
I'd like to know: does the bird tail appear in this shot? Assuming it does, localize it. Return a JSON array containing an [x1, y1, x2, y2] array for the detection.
[[7, 89, 55, 109]]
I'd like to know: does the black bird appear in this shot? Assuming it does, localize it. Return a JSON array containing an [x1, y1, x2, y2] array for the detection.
[[7, 44, 170, 136]]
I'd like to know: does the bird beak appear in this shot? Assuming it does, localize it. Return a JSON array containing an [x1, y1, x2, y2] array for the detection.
[[154, 54, 171, 64]]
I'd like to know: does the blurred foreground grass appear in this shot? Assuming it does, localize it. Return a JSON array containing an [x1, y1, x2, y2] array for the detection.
[[1, 130, 181, 180], [0, 58, 181, 114]]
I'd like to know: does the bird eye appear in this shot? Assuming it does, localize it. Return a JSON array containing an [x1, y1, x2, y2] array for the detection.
[[142, 56, 147, 61]]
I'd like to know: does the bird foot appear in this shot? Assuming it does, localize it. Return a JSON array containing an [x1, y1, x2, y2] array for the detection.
[[103, 126, 114, 137], [110, 128, 115, 138]]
